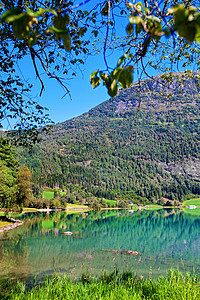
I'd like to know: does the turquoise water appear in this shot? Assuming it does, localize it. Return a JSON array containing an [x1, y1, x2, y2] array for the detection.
[[0, 209, 199, 282]]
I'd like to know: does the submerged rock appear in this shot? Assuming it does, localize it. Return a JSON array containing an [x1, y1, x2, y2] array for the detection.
[[63, 231, 73, 235], [103, 249, 142, 255], [121, 250, 142, 256]]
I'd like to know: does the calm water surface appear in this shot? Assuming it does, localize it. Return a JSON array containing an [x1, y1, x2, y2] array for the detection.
[[0, 209, 199, 282]]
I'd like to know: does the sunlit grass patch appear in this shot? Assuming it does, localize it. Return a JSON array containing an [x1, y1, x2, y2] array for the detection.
[[43, 191, 54, 200], [104, 199, 117, 205], [183, 198, 200, 207], [22, 208, 38, 213], [146, 204, 163, 210], [65, 204, 89, 209]]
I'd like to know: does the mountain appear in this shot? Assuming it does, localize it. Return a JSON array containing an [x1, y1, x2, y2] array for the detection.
[[18, 71, 200, 203]]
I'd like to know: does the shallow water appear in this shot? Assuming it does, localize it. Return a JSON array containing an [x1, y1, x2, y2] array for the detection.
[[0, 209, 199, 282]]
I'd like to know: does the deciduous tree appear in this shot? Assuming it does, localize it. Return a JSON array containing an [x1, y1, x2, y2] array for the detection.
[[16, 165, 33, 207]]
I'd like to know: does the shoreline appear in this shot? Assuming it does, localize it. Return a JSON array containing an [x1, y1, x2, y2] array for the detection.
[[0, 217, 24, 233]]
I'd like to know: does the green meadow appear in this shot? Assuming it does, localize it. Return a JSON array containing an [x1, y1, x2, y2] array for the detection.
[[42, 191, 54, 200], [183, 198, 200, 207]]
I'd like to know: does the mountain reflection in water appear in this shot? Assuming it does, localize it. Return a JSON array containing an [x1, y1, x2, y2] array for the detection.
[[0, 209, 199, 282]]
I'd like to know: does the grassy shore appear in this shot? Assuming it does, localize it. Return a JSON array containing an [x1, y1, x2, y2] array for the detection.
[[182, 198, 200, 207], [0, 270, 199, 300], [182, 198, 200, 216]]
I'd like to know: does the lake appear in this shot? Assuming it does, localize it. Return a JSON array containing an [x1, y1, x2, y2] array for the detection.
[[0, 209, 199, 283]]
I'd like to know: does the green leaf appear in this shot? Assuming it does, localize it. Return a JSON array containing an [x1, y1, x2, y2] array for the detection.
[[129, 15, 141, 24], [195, 25, 200, 43], [173, 5, 188, 27], [28, 35, 37, 47], [117, 55, 127, 67], [108, 80, 118, 97], [2, 11, 27, 23], [12, 16, 31, 39], [92, 30, 99, 37], [91, 70, 98, 77], [101, 3, 109, 16], [1, 9, 19, 23], [90, 71, 101, 88], [136, 23, 143, 35], [164, 28, 170, 38], [62, 32, 71, 51], [49, 25, 68, 35], [126, 23, 134, 35], [177, 23, 196, 42], [26, 8, 56, 18], [53, 14, 69, 30], [118, 66, 133, 89]]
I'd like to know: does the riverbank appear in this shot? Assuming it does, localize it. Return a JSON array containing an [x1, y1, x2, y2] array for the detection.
[[0, 270, 199, 300], [0, 217, 24, 233]]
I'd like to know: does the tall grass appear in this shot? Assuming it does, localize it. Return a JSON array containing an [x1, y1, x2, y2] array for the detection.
[[0, 270, 199, 300]]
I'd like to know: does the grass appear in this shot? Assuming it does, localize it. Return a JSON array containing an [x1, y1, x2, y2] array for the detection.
[[146, 204, 163, 210], [182, 199, 200, 216], [0, 270, 199, 300], [182, 198, 200, 207], [104, 199, 117, 205], [22, 208, 38, 213], [65, 204, 89, 210], [43, 191, 54, 200]]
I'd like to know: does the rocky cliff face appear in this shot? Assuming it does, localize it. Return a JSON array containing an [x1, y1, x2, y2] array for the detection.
[[88, 71, 200, 117], [157, 159, 200, 181]]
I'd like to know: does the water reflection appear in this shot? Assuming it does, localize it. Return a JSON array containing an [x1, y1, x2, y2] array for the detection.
[[0, 209, 199, 281]]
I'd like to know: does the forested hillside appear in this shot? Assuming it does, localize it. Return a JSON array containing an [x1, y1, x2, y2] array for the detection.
[[18, 72, 200, 203]]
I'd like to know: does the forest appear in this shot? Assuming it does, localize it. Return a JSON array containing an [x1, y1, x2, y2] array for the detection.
[[17, 72, 200, 204]]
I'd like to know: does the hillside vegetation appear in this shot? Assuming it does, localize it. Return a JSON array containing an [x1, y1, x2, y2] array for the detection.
[[18, 72, 200, 203]]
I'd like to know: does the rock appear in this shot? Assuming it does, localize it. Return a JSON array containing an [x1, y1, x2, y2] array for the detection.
[[63, 231, 73, 235], [77, 251, 92, 259], [121, 250, 142, 256], [0, 219, 24, 233], [102, 249, 142, 255]]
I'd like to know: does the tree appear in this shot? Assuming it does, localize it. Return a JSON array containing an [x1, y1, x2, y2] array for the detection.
[[0, 137, 19, 171], [0, 1, 200, 145], [0, 160, 18, 209], [16, 165, 33, 207], [0, 137, 19, 209]]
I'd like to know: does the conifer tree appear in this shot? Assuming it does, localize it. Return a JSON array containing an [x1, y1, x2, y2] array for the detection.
[[0, 138, 19, 209]]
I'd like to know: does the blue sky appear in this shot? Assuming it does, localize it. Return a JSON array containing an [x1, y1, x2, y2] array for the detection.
[[1, 0, 193, 130], [28, 53, 111, 124], [15, 0, 130, 127]]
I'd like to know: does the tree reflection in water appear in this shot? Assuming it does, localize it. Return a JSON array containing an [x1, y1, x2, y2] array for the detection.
[[0, 209, 199, 282]]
